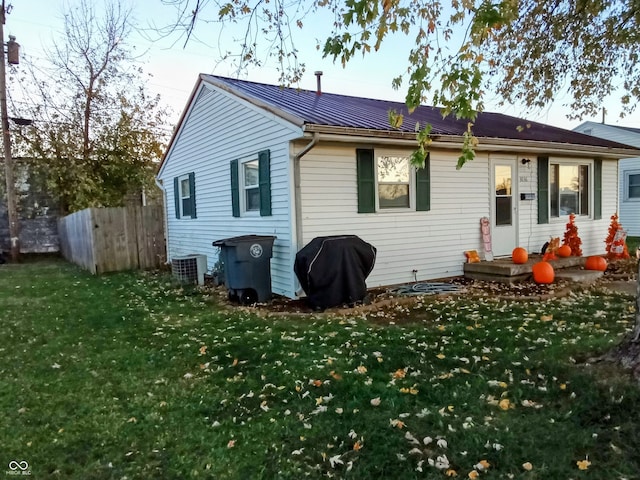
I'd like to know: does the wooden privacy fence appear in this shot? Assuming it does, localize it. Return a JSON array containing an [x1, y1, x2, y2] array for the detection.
[[58, 206, 165, 274]]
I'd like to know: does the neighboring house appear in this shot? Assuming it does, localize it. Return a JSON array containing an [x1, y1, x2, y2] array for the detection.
[[573, 121, 640, 236], [157, 75, 640, 299]]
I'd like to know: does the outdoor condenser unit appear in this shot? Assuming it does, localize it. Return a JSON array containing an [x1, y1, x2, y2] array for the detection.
[[171, 254, 207, 285]]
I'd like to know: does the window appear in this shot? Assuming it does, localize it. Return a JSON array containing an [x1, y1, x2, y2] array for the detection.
[[377, 156, 410, 208], [243, 160, 260, 211], [625, 171, 640, 201], [549, 163, 590, 217], [230, 150, 271, 217], [356, 149, 430, 213], [173, 172, 196, 219]]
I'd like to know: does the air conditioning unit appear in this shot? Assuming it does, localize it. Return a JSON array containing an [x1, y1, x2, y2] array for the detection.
[[171, 254, 207, 285]]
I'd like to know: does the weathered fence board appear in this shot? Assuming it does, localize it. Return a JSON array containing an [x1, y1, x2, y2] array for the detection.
[[58, 206, 165, 274]]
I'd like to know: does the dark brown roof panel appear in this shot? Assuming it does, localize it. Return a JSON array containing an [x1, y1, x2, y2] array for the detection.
[[202, 74, 632, 149]]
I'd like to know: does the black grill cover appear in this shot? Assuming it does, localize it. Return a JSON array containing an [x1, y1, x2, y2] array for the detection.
[[294, 235, 377, 310]]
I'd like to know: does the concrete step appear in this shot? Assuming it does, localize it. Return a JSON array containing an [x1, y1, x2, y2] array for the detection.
[[463, 255, 584, 277], [554, 269, 603, 284]]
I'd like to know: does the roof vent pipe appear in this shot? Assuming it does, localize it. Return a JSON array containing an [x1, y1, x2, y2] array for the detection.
[[314, 71, 323, 95]]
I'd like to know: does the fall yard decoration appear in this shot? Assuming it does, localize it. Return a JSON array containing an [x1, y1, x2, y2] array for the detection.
[[542, 237, 560, 261], [605, 213, 630, 260], [562, 214, 582, 257], [532, 261, 554, 284], [584, 256, 607, 271], [512, 247, 528, 264], [557, 245, 572, 258]]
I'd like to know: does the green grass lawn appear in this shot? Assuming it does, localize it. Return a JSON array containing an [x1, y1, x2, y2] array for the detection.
[[1, 259, 639, 479], [627, 236, 639, 254]]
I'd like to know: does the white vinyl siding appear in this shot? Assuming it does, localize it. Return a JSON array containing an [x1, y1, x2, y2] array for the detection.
[[158, 83, 301, 297], [299, 145, 618, 289], [298, 144, 489, 287]]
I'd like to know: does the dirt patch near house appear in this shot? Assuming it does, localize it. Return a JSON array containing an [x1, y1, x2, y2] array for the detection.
[[207, 258, 638, 324]]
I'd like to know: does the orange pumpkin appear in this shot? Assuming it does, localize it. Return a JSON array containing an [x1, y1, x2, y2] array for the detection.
[[532, 261, 555, 284], [584, 255, 607, 271], [512, 247, 528, 264], [557, 244, 572, 258]]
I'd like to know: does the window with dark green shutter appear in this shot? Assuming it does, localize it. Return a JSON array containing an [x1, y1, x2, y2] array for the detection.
[[537, 156, 549, 224], [593, 159, 602, 220], [230, 160, 240, 217], [231, 150, 272, 217], [357, 149, 430, 213], [258, 150, 272, 216], [541, 157, 600, 220], [415, 154, 430, 211], [356, 149, 375, 213], [173, 172, 196, 219]]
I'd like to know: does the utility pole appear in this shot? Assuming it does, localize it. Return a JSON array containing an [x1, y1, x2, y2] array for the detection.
[[0, 0, 18, 262]]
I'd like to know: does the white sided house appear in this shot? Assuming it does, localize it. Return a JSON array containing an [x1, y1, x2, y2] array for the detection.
[[157, 75, 640, 299], [573, 121, 640, 236]]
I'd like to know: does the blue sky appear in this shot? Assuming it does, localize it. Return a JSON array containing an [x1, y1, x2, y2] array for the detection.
[[8, 0, 640, 130]]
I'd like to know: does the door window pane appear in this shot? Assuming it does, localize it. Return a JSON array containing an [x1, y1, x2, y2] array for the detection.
[[495, 165, 512, 226]]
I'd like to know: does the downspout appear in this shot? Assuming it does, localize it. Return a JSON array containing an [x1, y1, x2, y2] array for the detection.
[[293, 132, 320, 251], [155, 177, 170, 265]]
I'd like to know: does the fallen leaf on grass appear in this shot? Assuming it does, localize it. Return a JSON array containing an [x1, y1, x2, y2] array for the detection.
[[390, 419, 405, 429], [393, 368, 407, 379], [576, 458, 591, 470]]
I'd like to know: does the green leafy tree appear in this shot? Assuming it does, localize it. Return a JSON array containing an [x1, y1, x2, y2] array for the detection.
[[164, 0, 639, 168], [11, 0, 168, 213]]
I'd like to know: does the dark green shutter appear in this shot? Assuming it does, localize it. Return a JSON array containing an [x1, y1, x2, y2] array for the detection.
[[594, 159, 602, 220], [415, 153, 431, 211], [356, 149, 375, 213], [258, 150, 272, 216], [173, 177, 181, 219], [537, 156, 549, 224], [230, 160, 240, 217], [188, 172, 196, 218]]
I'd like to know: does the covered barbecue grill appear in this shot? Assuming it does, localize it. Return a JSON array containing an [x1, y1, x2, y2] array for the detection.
[[294, 235, 376, 310]]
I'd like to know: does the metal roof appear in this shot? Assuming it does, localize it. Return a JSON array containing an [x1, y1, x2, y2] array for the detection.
[[201, 74, 633, 150]]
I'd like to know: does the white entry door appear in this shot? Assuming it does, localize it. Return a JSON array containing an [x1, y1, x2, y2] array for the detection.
[[491, 158, 518, 256]]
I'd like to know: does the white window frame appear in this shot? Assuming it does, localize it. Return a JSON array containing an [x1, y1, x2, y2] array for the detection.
[[549, 160, 592, 220], [375, 153, 415, 211], [623, 169, 640, 202], [178, 174, 193, 219], [241, 158, 260, 214]]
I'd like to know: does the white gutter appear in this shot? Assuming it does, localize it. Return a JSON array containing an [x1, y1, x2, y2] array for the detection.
[[293, 132, 320, 251], [302, 125, 640, 160], [154, 177, 170, 265]]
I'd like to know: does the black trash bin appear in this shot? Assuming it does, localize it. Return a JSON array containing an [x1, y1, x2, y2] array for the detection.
[[212, 235, 276, 304]]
